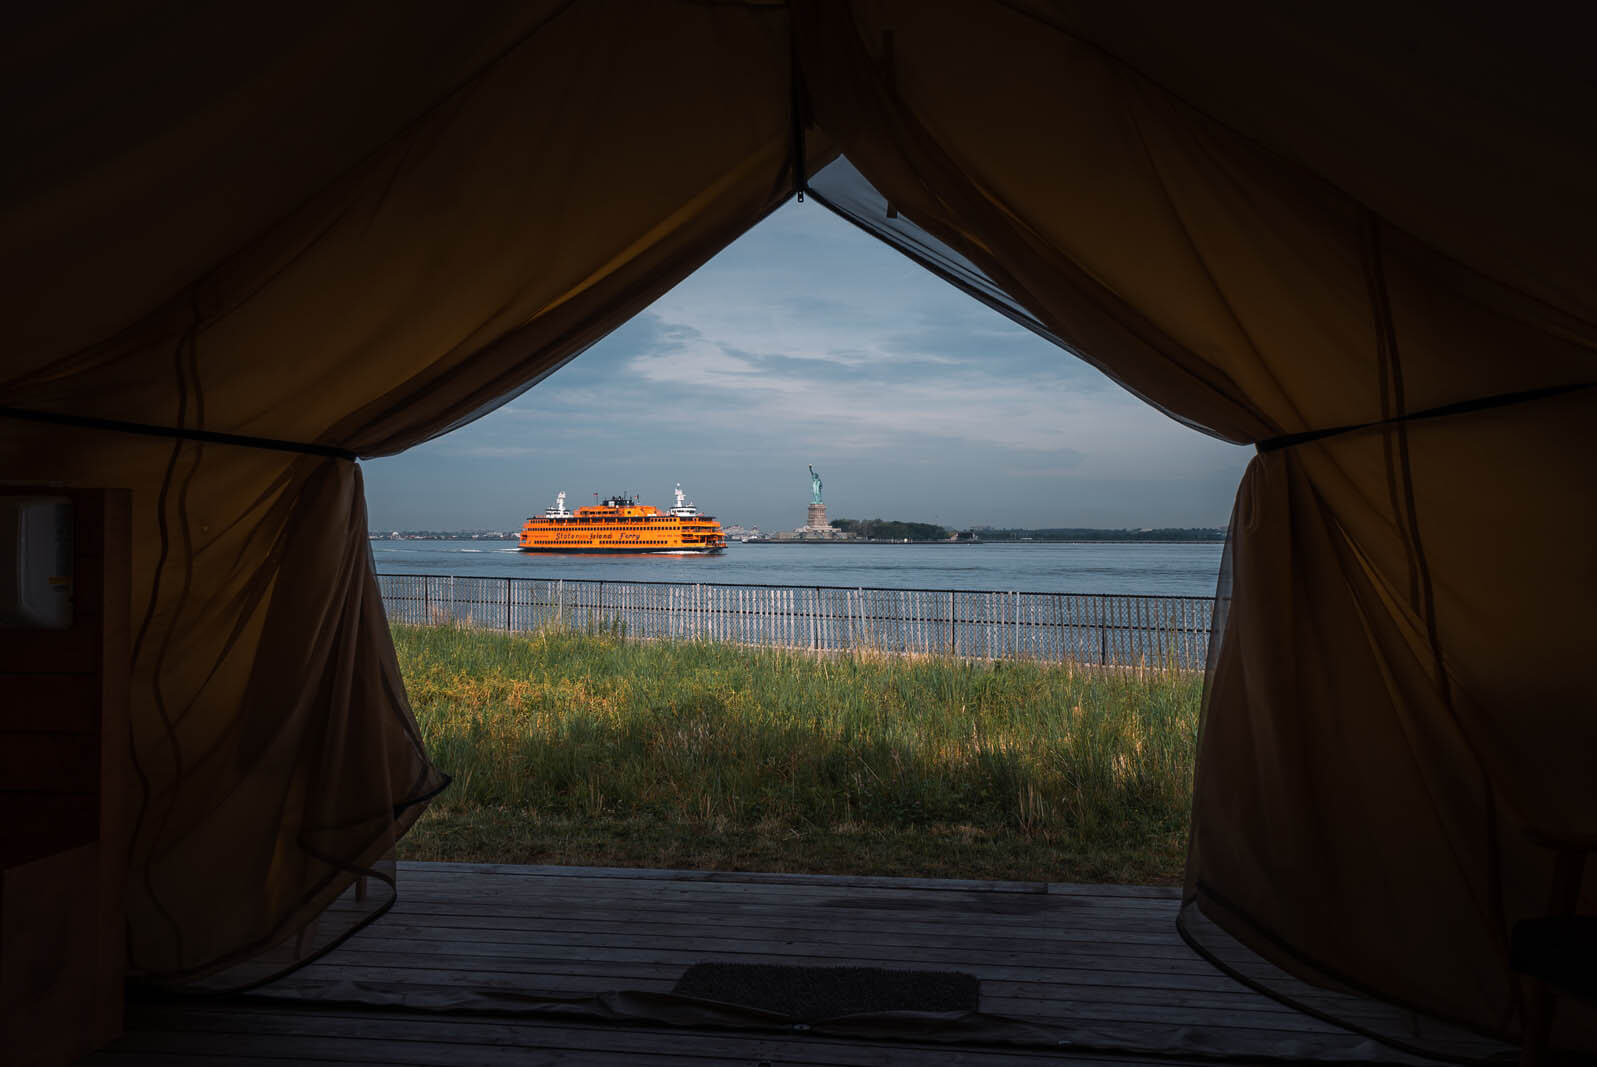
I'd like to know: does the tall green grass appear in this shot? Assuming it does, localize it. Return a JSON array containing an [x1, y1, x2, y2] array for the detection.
[[395, 624, 1200, 883]]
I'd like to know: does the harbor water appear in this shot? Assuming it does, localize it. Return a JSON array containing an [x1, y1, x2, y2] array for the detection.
[[371, 539, 1225, 598]]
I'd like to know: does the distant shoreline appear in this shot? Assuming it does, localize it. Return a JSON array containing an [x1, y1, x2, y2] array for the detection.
[[370, 533, 1226, 545], [367, 530, 1226, 546], [739, 539, 1224, 546]]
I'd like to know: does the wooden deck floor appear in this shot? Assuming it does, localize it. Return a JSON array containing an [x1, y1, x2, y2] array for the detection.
[[85, 862, 1431, 1066]]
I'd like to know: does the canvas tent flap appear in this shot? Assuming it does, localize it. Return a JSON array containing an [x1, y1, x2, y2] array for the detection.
[[2, 0, 818, 982], [792, 1, 1596, 1052]]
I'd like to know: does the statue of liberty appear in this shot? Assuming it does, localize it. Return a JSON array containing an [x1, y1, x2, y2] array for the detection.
[[808, 465, 823, 505]]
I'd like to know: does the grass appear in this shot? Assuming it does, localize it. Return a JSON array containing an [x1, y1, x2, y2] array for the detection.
[[394, 624, 1200, 884]]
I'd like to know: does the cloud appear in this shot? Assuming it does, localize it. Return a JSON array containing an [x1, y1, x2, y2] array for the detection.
[[613, 309, 1154, 456], [428, 444, 548, 458]]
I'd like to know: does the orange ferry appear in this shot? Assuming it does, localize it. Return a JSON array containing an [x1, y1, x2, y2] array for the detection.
[[518, 484, 726, 555]]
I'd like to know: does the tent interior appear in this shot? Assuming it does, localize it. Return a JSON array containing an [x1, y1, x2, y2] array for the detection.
[[2, 1, 1593, 1062]]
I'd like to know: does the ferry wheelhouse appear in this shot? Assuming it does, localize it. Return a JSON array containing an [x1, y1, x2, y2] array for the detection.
[[518, 485, 726, 554]]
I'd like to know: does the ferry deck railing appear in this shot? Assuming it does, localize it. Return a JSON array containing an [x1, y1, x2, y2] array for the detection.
[[377, 573, 1217, 671]]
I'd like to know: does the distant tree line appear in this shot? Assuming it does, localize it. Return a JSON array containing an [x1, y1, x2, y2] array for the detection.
[[831, 518, 951, 541], [975, 527, 1226, 542], [827, 520, 1226, 543]]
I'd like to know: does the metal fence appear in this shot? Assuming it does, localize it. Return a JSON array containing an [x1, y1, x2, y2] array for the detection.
[[377, 573, 1216, 670]]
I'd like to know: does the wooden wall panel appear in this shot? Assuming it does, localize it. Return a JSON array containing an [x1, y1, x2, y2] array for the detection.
[[0, 488, 130, 1066]]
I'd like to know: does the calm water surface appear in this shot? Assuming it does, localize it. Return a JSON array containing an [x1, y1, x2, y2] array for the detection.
[[372, 540, 1224, 597]]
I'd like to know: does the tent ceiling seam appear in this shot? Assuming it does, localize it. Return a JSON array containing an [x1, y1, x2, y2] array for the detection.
[[0, 406, 358, 462], [1253, 381, 1593, 454], [789, 6, 808, 200]]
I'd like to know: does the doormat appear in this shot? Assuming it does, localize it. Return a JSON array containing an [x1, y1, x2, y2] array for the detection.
[[672, 963, 979, 1020]]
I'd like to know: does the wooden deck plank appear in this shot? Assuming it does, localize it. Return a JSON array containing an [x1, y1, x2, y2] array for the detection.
[[281, 958, 1314, 997], [280, 964, 1334, 1034], [280, 967, 1316, 1015], [93, 1004, 1222, 1066], [281, 958, 1397, 1025], [350, 923, 1212, 972], [272, 971, 1353, 1036], [386, 892, 1181, 932], [391, 866, 1163, 900], [393, 860, 1182, 899], [85, 1056, 377, 1066], [360, 917, 1279, 980], [304, 922, 1231, 979], [307, 952, 1237, 994], [382, 901, 1202, 947], [387, 891, 1172, 929], [343, 926, 1226, 977], [392, 873, 1175, 914], [365, 934, 1225, 975]]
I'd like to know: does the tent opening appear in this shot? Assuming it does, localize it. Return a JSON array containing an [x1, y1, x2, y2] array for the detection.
[[361, 164, 1250, 890]]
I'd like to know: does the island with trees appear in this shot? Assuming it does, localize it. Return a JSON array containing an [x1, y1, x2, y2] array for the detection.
[[806, 520, 1227, 544]]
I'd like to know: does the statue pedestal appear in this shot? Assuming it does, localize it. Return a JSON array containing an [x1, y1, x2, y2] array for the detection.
[[806, 503, 827, 529]]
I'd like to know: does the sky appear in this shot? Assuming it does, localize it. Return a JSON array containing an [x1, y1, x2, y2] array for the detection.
[[363, 200, 1252, 533]]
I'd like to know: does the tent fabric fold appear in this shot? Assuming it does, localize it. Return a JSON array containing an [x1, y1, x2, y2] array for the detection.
[[795, 2, 1596, 1052], [3, 0, 1593, 1053], [3, 0, 815, 984]]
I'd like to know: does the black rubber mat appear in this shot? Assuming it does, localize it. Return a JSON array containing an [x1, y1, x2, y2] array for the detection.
[[672, 963, 979, 1020]]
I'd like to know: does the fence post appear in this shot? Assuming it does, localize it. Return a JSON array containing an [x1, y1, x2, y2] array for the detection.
[[504, 577, 512, 631], [939, 587, 951, 654], [1099, 595, 1107, 665], [423, 577, 431, 625], [812, 587, 820, 650]]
